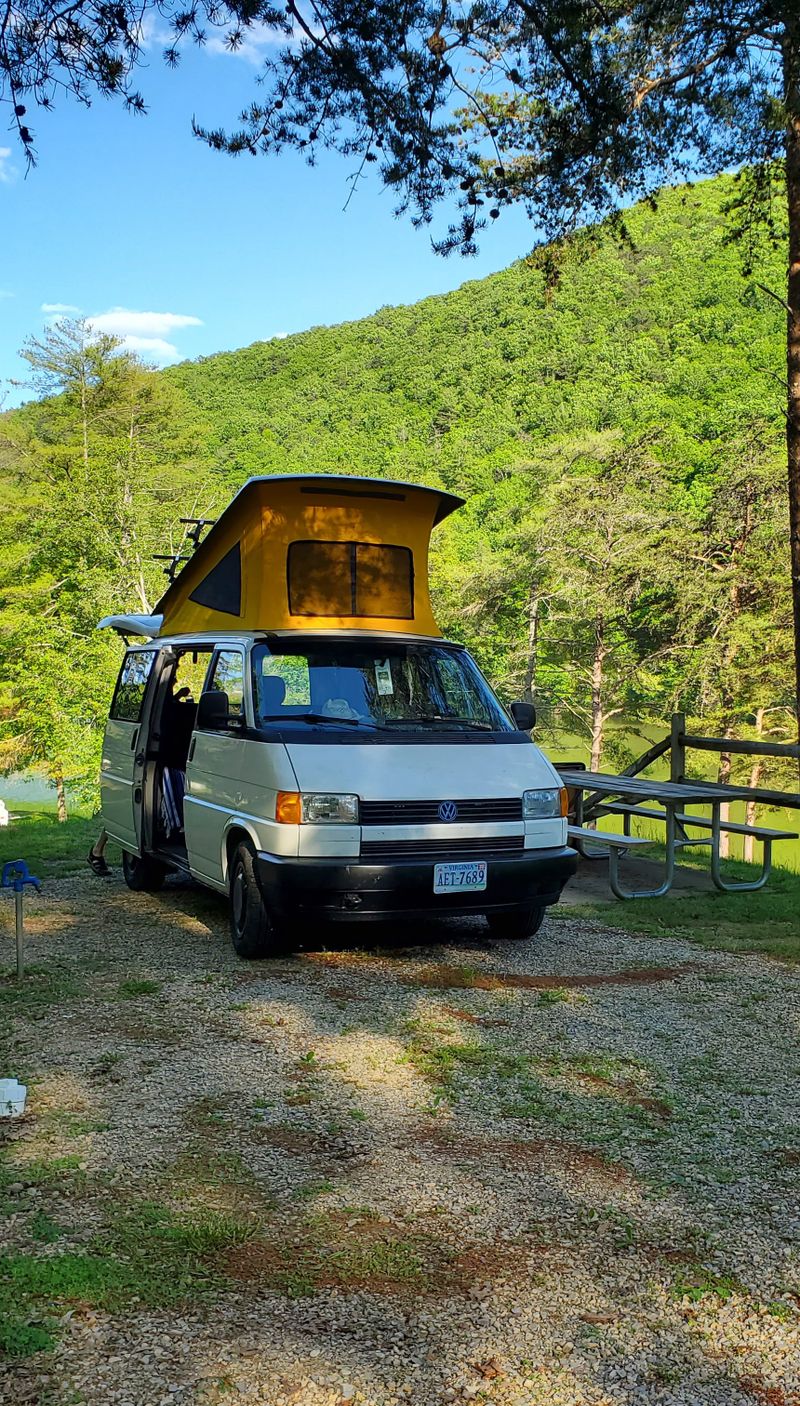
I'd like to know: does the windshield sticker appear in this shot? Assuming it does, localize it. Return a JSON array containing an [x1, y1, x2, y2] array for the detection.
[[374, 659, 394, 695]]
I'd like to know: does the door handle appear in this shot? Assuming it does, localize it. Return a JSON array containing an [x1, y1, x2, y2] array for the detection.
[[188, 738, 196, 763], [130, 729, 139, 751]]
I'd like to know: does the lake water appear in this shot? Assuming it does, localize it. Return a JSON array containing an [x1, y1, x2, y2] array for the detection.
[[4, 726, 799, 873], [541, 728, 800, 874], [1, 772, 58, 803]]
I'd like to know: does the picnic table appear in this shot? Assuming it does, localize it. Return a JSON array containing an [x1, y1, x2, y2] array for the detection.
[[556, 768, 797, 900]]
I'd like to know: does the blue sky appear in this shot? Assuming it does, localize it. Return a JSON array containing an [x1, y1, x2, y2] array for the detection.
[[1, 37, 541, 407]]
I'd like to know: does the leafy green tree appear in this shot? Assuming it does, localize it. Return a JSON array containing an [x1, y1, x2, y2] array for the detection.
[[529, 436, 688, 769], [6, 0, 800, 736], [0, 320, 219, 813], [0, 181, 794, 802]]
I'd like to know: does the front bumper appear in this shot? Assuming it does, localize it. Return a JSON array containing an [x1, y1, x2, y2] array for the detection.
[[255, 846, 577, 923]]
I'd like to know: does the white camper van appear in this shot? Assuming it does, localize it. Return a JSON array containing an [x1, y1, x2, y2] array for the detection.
[[99, 476, 576, 956]]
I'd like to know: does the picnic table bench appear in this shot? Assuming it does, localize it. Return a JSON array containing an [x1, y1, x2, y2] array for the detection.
[[557, 768, 798, 900]]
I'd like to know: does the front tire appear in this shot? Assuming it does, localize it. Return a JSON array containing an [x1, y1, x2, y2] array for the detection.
[[229, 842, 281, 959], [122, 849, 166, 892], [487, 905, 546, 940]]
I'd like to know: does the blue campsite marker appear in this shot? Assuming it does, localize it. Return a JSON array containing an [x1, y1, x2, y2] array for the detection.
[[2, 861, 41, 978]]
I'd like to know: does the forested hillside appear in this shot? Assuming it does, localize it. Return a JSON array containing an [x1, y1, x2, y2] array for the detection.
[[0, 175, 794, 809]]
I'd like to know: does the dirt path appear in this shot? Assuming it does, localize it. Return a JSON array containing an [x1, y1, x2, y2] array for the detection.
[[1, 873, 799, 1406]]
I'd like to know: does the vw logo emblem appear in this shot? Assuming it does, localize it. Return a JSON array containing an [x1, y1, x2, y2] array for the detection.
[[438, 801, 458, 822]]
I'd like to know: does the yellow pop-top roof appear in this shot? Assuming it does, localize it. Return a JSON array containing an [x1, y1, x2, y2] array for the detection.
[[154, 475, 464, 638]]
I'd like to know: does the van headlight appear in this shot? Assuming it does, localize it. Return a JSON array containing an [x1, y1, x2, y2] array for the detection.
[[276, 791, 359, 824], [522, 787, 568, 819]]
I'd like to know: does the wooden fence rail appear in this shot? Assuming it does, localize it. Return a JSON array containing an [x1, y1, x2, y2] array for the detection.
[[583, 713, 800, 818]]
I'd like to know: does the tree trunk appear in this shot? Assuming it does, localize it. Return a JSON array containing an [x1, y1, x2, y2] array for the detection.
[[522, 588, 539, 703], [717, 737, 732, 859], [79, 328, 90, 471], [784, 26, 800, 751], [55, 771, 67, 823], [743, 708, 766, 864], [590, 613, 605, 773]]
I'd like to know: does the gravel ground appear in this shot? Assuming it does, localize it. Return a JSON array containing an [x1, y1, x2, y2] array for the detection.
[[1, 871, 799, 1406]]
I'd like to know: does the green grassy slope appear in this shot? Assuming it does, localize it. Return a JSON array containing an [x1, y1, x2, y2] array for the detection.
[[167, 176, 784, 499]]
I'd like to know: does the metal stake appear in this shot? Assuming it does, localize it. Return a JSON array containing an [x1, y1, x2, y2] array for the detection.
[[2, 861, 41, 979], [15, 889, 23, 978]]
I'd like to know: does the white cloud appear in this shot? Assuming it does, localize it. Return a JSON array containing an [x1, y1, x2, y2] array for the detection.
[[117, 335, 179, 361], [41, 302, 81, 314], [135, 13, 174, 47], [0, 148, 16, 184], [89, 307, 203, 338], [206, 21, 282, 63]]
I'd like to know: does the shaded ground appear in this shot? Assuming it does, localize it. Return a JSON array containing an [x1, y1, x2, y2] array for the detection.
[[558, 857, 712, 906], [1, 871, 799, 1406]]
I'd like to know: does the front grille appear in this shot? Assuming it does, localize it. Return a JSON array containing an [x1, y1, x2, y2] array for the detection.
[[359, 797, 522, 825], [360, 835, 524, 861]]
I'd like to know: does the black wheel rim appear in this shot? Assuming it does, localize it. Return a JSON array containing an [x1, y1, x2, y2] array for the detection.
[[232, 864, 247, 935]]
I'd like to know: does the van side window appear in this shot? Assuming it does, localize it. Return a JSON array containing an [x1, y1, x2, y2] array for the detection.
[[255, 656, 311, 720], [111, 651, 155, 722], [208, 650, 244, 717]]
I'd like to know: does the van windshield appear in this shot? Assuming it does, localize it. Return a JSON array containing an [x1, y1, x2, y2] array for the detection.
[[251, 640, 513, 733]]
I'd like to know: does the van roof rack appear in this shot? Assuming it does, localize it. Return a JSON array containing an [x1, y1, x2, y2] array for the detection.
[[153, 517, 218, 581], [179, 517, 217, 547], [153, 553, 193, 582]]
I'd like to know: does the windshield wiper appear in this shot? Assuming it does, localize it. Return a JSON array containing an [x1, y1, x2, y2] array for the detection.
[[260, 712, 380, 729], [381, 715, 494, 731]]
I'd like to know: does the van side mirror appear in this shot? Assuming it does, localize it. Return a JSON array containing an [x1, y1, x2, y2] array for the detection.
[[197, 690, 230, 730], [509, 700, 536, 731]]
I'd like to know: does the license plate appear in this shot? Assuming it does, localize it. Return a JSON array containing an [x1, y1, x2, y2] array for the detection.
[[433, 861, 487, 894]]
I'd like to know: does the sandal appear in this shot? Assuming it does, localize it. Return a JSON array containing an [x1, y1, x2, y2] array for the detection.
[[87, 848, 111, 877]]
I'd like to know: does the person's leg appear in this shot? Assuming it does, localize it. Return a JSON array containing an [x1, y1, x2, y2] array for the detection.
[[87, 829, 111, 876]]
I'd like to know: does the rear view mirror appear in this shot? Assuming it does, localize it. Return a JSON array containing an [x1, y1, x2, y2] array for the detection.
[[509, 700, 536, 731], [197, 690, 230, 730]]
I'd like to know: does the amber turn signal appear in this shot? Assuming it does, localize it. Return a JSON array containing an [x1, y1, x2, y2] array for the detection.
[[276, 790, 302, 824], [559, 786, 570, 817]]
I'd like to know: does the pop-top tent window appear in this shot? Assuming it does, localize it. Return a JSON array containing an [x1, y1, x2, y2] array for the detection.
[[288, 540, 414, 619]]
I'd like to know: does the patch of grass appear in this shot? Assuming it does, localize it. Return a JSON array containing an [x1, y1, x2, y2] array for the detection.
[[764, 1300, 793, 1322], [573, 863, 800, 962], [330, 1237, 423, 1282], [0, 1199, 258, 1357], [402, 1026, 669, 1154], [647, 1363, 682, 1386], [292, 1179, 335, 1201], [538, 987, 571, 1006], [0, 1153, 84, 1189], [671, 1264, 746, 1303], [39, 1110, 109, 1138], [28, 1212, 63, 1244], [0, 964, 83, 1014], [116, 978, 161, 999], [401, 1018, 534, 1096], [274, 1223, 426, 1298], [557, 1052, 648, 1081], [186, 1096, 230, 1130], [112, 1201, 257, 1258], [0, 1312, 55, 1356], [1, 810, 102, 878], [90, 1050, 123, 1078]]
